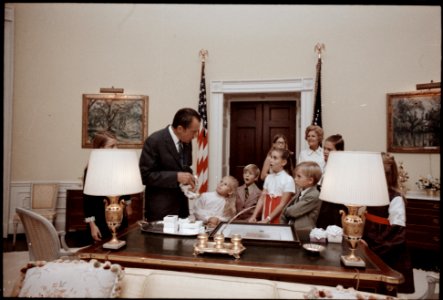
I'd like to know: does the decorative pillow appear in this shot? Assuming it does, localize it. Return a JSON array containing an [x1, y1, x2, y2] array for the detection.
[[11, 259, 124, 298], [303, 285, 399, 299]]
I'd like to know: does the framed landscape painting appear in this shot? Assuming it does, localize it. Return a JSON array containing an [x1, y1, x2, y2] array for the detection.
[[82, 94, 149, 148], [387, 90, 440, 153]]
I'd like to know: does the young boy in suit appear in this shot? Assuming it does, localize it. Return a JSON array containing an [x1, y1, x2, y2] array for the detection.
[[235, 164, 262, 221], [281, 161, 322, 230]]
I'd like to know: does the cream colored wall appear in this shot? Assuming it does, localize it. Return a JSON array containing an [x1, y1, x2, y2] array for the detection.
[[9, 4, 441, 192]]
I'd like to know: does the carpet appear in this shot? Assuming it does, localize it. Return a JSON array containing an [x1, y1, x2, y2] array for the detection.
[[2, 247, 88, 297], [2, 251, 29, 297]]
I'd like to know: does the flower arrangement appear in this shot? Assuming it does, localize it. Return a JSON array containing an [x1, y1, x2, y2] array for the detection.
[[416, 175, 440, 191]]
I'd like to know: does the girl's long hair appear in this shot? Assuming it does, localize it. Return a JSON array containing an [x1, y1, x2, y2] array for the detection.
[[223, 176, 239, 218]]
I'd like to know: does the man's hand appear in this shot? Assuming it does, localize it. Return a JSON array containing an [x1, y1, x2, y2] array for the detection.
[[177, 172, 196, 189]]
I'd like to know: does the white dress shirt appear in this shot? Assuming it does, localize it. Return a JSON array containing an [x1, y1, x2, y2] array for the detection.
[[168, 125, 181, 152]]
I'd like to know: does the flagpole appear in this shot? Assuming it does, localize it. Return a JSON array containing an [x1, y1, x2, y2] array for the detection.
[[314, 43, 325, 59], [199, 49, 208, 62], [312, 43, 325, 128], [197, 49, 209, 194]]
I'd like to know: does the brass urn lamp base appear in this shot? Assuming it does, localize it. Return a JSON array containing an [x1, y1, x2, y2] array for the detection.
[[103, 239, 126, 250], [103, 196, 126, 250], [340, 205, 366, 268]]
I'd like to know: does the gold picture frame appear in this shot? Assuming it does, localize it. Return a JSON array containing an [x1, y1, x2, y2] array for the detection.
[[82, 94, 149, 148], [387, 90, 440, 153], [210, 222, 301, 247]]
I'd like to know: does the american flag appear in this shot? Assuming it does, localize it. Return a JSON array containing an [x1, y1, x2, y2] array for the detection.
[[312, 55, 323, 128], [197, 60, 209, 193]]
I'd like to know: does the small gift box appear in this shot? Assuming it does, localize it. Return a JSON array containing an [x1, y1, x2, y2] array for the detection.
[[326, 225, 343, 243], [163, 226, 177, 234], [163, 215, 178, 223], [163, 215, 179, 231], [179, 219, 204, 234], [309, 228, 327, 243]]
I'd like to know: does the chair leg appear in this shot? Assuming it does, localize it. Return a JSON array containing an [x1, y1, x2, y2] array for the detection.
[[13, 220, 18, 249]]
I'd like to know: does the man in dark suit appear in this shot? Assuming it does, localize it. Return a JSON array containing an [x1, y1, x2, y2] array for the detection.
[[139, 108, 201, 221]]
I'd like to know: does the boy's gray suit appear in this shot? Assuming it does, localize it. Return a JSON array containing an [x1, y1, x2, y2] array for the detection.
[[280, 186, 321, 230]]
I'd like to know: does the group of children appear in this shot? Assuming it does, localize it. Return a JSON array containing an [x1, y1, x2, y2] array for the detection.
[[190, 127, 413, 293], [191, 146, 324, 231], [191, 125, 338, 230]]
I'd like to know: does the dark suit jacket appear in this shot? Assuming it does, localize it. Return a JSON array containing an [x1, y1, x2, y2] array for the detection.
[[139, 126, 193, 221]]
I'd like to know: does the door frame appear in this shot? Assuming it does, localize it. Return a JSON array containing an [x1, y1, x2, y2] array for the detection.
[[208, 78, 314, 191]]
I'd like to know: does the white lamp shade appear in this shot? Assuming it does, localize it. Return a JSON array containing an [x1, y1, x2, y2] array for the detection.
[[319, 151, 389, 207], [84, 149, 145, 196]]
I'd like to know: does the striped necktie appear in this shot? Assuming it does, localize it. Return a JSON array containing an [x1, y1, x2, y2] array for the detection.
[[178, 142, 185, 166]]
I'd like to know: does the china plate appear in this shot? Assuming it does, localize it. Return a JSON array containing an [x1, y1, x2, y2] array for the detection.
[[302, 243, 325, 253]]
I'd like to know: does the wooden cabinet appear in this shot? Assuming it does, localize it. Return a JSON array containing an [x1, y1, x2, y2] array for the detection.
[[66, 189, 144, 232], [126, 192, 144, 225], [66, 189, 87, 232], [406, 191, 440, 252]]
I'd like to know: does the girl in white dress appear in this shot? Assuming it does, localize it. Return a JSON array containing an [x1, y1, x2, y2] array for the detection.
[[248, 148, 296, 224]]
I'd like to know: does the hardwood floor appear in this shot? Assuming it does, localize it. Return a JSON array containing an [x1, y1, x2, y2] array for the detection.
[[3, 231, 92, 253]]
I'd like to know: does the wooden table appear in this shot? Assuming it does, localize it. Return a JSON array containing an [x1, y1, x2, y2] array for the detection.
[[77, 223, 403, 296]]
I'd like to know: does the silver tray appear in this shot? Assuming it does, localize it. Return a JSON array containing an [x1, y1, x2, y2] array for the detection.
[[138, 220, 204, 237]]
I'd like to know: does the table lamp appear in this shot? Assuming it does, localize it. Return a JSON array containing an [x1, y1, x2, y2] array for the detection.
[[84, 149, 145, 249], [319, 151, 389, 267]]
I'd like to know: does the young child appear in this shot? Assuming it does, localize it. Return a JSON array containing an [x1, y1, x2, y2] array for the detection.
[[281, 161, 322, 230], [316, 134, 346, 229], [248, 148, 295, 224], [192, 175, 239, 228], [363, 152, 414, 293], [322, 134, 345, 163], [236, 164, 262, 221], [298, 125, 325, 172], [261, 134, 295, 180]]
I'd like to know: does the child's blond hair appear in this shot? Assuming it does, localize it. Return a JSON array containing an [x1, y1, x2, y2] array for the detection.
[[295, 161, 322, 186], [243, 164, 260, 179], [223, 175, 239, 218]]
